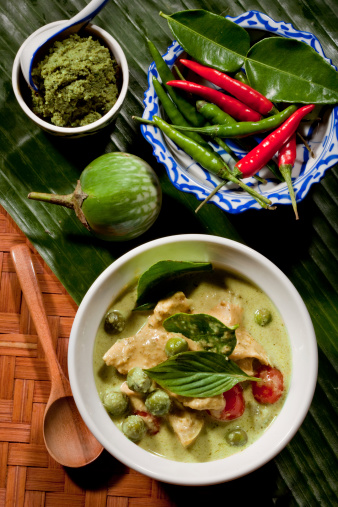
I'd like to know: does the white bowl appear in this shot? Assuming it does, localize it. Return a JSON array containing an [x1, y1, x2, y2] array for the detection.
[[68, 234, 317, 485], [12, 22, 129, 137]]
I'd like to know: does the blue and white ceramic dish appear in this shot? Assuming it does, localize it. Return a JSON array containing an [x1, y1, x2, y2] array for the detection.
[[142, 11, 338, 214]]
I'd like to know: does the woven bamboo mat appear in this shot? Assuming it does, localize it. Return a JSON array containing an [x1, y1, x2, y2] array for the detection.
[[0, 205, 182, 507]]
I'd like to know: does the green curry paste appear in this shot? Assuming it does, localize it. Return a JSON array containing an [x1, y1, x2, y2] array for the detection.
[[31, 34, 119, 127]]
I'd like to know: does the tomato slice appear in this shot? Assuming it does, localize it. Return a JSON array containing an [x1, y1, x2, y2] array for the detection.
[[209, 384, 245, 421], [252, 365, 284, 404]]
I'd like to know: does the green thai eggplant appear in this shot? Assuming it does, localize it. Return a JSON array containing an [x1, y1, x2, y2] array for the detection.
[[28, 152, 162, 241]]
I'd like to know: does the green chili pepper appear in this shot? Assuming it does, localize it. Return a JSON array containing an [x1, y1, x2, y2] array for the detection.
[[197, 101, 280, 182], [199, 101, 282, 180], [147, 39, 205, 127], [167, 74, 248, 181], [154, 75, 239, 177], [133, 115, 273, 209], [197, 101, 235, 126], [167, 66, 267, 188], [153, 78, 210, 149], [196, 101, 239, 161], [234, 71, 249, 85], [171, 105, 298, 138], [154, 72, 262, 192]]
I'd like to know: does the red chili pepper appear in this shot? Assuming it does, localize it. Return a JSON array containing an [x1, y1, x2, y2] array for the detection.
[[278, 133, 299, 219], [180, 59, 277, 116], [234, 104, 315, 178], [166, 80, 262, 122], [278, 133, 297, 168]]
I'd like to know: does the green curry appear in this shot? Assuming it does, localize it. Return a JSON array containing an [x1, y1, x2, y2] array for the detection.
[[93, 267, 291, 463], [31, 34, 119, 127]]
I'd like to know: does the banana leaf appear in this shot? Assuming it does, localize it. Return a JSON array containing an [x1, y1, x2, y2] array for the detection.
[[0, 0, 337, 504]]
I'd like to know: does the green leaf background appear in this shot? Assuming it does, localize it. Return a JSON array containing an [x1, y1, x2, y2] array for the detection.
[[0, 0, 337, 504]]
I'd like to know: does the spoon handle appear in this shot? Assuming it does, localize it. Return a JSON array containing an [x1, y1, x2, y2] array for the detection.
[[11, 244, 68, 388], [68, 0, 110, 26]]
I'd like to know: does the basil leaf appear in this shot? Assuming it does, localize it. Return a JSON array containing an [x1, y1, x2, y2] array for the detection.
[[145, 351, 258, 397], [163, 313, 238, 356], [245, 38, 338, 104], [135, 260, 212, 309], [161, 9, 250, 73]]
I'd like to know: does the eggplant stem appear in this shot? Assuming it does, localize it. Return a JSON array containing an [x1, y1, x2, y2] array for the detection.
[[28, 192, 75, 209], [28, 182, 90, 229]]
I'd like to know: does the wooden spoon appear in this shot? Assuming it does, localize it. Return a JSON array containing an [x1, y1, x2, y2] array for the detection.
[[11, 244, 103, 467]]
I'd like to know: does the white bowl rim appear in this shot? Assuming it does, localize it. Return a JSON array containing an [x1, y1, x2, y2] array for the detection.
[[68, 234, 318, 485], [12, 21, 129, 134]]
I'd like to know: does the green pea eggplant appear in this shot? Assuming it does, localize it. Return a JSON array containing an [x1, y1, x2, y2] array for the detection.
[[28, 152, 162, 241]]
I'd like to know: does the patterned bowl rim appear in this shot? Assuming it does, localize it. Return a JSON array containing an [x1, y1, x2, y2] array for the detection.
[[141, 10, 338, 214]]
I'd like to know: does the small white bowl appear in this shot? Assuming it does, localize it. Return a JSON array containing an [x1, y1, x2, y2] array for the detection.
[[12, 22, 129, 137], [68, 234, 317, 485]]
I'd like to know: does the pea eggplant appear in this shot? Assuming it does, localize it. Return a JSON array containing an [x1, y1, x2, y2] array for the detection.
[[28, 153, 162, 242]]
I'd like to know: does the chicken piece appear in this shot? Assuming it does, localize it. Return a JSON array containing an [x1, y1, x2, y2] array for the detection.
[[167, 404, 204, 447], [208, 301, 269, 374], [103, 328, 170, 373], [230, 327, 269, 372], [235, 357, 256, 377], [147, 291, 193, 328], [208, 301, 244, 327], [103, 292, 198, 374], [170, 393, 225, 411]]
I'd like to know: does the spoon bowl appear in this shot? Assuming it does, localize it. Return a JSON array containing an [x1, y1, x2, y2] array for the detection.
[[11, 244, 103, 467], [20, 0, 110, 91], [44, 396, 103, 467]]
